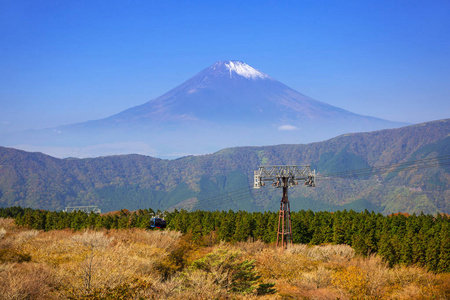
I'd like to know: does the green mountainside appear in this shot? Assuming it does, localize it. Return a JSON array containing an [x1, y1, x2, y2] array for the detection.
[[0, 119, 449, 214]]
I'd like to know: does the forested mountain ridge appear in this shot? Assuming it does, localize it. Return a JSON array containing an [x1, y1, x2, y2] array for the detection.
[[0, 119, 449, 214]]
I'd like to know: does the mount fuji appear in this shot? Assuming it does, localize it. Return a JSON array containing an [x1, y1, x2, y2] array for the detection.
[[1, 61, 407, 158]]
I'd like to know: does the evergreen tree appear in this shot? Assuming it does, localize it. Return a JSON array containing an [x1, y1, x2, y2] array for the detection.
[[218, 210, 236, 242], [425, 226, 441, 272], [291, 211, 312, 244], [233, 211, 252, 242], [252, 212, 266, 241], [378, 231, 395, 267], [45, 211, 56, 231], [437, 219, 450, 272], [331, 211, 343, 244]]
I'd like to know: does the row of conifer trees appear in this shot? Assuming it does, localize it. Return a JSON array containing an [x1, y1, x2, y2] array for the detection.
[[1, 206, 449, 273]]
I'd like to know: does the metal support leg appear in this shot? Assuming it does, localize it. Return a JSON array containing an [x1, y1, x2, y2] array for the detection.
[[277, 178, 292, 248]]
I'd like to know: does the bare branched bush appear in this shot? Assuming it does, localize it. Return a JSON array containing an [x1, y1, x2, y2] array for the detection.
[[0, 263, 58, 300], [64, 230, 175, 298], [356, 255, 390, 298], [389, 265, 447, 299], [0, 218, 15, 231], [106, 228, 181, 249], [300, 286, 342, 300], [332, 265, 369, 299], [288, 244, 355, 262], [302, 265, 334, 289], [0, 228, 6, 239], [93, 241, 159, 288], [0, 262, 14, 273], [16, 229, 84, 266], [145, 229, 182, 249], [179, 269, 230, 299], [286, 243, 308, 254], [254, 248, 315, 280], [319, 244, 355, 260], [70, 231, 114, 295], [71, 230, 114, 249], [14, 229, 40, 244], [233, 239, 267, 254]]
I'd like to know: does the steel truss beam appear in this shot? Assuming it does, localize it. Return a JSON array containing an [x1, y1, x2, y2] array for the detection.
[[254, 165, 315, 189]]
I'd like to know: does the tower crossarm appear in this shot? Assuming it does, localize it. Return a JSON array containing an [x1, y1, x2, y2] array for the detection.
[[254, 165, 315, 188]]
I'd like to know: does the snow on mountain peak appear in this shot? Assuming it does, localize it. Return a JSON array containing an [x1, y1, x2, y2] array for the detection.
[[223, 61, 270, 80]]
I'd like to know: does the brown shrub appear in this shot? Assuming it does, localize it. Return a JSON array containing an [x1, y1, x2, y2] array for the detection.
[[437, 273, 450, 299], [66, 230, 167, 297], [0, 218, 16, 231], [148, 276, 183, 299], [105, 228, 181, 249], [178, 269, 230, 299], [0, 263, 60, 300], [0, 248, 31, 263], [300, 287, 342, 300], [254, 248, 317, 280], [302, 265, 334, 289], [71, 230, 114, 249], [288, 243, 355, 262], [21, 229, 86, 266], [233, 239, 267, 255], [357, 255, 390, 298], [13, 229, 40, 245], [387, 265, 448, 299], [0, 227, 6, 240], [332, 265, 369, 299], [155, 233, 196, 280]]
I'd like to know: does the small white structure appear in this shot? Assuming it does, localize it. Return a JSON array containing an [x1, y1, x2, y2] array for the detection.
[[64, 206, 101, 214]]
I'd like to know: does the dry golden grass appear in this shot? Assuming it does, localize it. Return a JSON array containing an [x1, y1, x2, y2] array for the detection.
[[0, 219, 449, 299]]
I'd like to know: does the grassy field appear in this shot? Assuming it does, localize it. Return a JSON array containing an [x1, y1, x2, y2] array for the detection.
[[1, 217, 449, 299]]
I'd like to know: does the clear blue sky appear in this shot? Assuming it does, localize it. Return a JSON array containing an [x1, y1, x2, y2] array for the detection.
[[1, 0, 449, 135]]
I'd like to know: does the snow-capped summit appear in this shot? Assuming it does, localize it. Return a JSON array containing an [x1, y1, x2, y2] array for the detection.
[[223, 61, 270, 79], [206, 60, 271, 80]]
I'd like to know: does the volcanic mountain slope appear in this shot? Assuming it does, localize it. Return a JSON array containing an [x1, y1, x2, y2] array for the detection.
[[1, 61, 406, 158], [107, 61, 389, 126], [0, 119, 448, 215]]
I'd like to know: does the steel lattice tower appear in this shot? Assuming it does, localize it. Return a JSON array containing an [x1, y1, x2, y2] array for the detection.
[[254, 165, 315, 248]]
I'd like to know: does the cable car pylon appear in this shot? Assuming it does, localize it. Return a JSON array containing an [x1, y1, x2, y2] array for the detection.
[[254, 165, 316, 248]]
